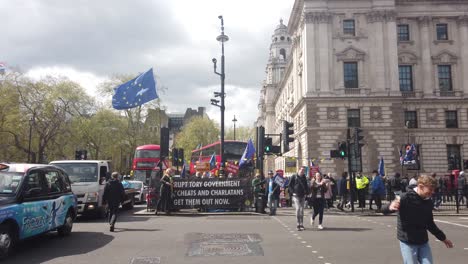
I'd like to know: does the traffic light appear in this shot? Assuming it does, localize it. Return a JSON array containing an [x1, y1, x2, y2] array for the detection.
[[354, 127, 364, 148], [282, 121, 294, 153], [178, 148, 184, 165], [338, 141, 347, 158], [172, 148, 179, 166], [160, 127, 169, 158], [264, 137, 273, 153], [75, 150, 87, 160]]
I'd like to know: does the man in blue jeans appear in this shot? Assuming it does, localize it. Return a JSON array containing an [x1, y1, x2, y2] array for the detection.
[[384, 174, 453, 263]]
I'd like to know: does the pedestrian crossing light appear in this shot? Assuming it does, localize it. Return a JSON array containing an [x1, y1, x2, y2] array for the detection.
[[338, 142, 347, 158], [264, 137, 273, 153]]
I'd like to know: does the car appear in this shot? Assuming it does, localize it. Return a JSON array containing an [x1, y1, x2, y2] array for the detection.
[[126, 180, 147, 203], [0, 163, 77, 259]]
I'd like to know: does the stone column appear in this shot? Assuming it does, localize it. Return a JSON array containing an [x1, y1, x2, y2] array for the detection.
[[367, 11, 386, 93], [303, 12, 317, 96], [457, 16, 468, 95], [317, 12, 332, 94], [419, 16, 433, 96], [385, 11, 400, 94]]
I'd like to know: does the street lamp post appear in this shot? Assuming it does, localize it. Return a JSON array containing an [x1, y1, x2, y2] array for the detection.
[[232, 115, 237, 140], [212, 15, 229, 176], [27, 115, 35, 163]]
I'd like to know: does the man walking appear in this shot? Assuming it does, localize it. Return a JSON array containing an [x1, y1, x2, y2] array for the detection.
[[384, 174, 453, 263], [266, 170, 281, 215], [369, 170, 385, 212], [337, 172, 349, 211], [288, 166, 309, 230], [103, 172, 125, 232]]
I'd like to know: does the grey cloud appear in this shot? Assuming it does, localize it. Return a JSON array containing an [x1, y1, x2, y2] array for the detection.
[[2, 0, 185, 74]]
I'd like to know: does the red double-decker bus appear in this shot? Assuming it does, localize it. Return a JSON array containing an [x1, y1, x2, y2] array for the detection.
[[132, 144, 162, 185], [189, 140, 248, 176]]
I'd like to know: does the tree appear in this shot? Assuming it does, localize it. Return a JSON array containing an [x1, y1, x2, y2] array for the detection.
[[174, 117, 219, 159], [0, 72, 94, 163], [225, 126, 255, 141]]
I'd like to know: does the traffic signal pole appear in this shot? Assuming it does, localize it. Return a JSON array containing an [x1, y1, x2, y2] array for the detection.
[[346, 128, 355, 212]]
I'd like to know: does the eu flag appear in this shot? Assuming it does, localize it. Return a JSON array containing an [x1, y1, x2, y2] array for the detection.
[[112, 68, 158, 109], [209, 153, 216, 170], [239, 139, 256, 168], [378, 157, 385, 177]]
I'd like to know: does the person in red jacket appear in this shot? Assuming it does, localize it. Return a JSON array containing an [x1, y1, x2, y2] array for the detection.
[[384, 174, 453, 263]]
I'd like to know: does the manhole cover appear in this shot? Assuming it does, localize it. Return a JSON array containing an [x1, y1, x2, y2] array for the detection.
[[130, 257, 161, 264], [187, 233, 262, 243], [187, 242, 263, 257], [186, 233, 263, 257]]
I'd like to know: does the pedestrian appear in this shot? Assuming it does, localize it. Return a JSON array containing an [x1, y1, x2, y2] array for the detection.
[[431, 173, 442, 210], [310, 172, 328, 229], [288, 166, 309, 231], [323, 173, 335, 208], [390, 172, 402, 200], [103, 172, 125, 232], [369, 170, 385, 212], [383, 174, 453, 263], [266, 170, 280, 215], [252, 173, 266, 214], [337, 172, 349, 211], [157, 168, 174, 215], [457, 171, 466, 205], [355, 172, 369, 208]]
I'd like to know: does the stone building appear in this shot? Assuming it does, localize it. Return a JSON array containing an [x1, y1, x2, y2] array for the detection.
[[257, 0, 468, 177]]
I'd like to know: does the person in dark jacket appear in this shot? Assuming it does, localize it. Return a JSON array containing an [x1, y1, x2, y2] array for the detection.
[[337, 172, 349, 211], [288, 166, 309, 231], [369, 170, 385, 211], [266, 170, 281, 216], [383, 174, 453, 263], [103, 172, 125, 232], [309, 172, 327, 229]]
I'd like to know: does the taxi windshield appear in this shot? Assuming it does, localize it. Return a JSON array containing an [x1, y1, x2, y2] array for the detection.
[[0, 172, 24, 194]]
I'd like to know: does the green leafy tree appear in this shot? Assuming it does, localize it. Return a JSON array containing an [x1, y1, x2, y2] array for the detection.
[[225, 126, 255, 142], [174, 117, 219, 161]]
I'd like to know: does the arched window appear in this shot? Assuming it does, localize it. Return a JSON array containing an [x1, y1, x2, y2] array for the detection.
[[280, 49, 286, 60]]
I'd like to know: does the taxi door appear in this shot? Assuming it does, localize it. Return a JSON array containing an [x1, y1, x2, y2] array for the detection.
[[43, 169, 69, 230], [18, 169, 51, 239]]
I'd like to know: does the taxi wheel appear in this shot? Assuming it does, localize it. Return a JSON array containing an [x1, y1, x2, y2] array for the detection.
[[0, 225, 15, 259], [57, 211, 74, 236]]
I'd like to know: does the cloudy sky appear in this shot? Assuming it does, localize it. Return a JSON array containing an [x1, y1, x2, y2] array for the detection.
[[1, 0, 293, 127]]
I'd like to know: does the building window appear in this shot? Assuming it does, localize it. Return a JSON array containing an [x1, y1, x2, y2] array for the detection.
[[280, 48, 286, 60], [399, 65, 413, 91], [343, 19, 355, 36], [404, 111, 418, 128], [447, 145, 461, 170], [438, 65, 452, 91], [347, 109, 361, 128], [397, 24, 410, 41], [436, 23, 448, 40], [344, 62, 358, 88], [445, 111, 458, 128]]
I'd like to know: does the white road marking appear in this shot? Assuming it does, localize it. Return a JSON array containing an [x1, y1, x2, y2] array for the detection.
[[435, 219, 468, 229], [318, 256, 324, 259], [306, 245, 312, 248], [387, 225, 392, 227], [463, 248, 468, 250], [301, 241, 306, 244], [297, 236, 302, 239], [312, 251, 317, 253]]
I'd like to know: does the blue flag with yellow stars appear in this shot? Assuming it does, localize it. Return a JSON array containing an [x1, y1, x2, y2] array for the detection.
[[112, 68, 158, 109]]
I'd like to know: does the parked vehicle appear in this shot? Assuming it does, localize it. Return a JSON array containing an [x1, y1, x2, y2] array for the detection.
[[126, 180, 147, 203], [50, 160, 137, 218], [0, 163, 77, 259]]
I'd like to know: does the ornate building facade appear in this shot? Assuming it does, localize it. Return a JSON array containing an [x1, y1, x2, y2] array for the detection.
[[257, 0, 468, 177]]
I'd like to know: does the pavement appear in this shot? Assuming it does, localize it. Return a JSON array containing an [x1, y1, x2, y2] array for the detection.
[[3, 205, 468, 264]]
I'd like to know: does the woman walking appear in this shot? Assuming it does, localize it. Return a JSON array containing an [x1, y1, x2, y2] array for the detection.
[[310, 172, 328, 230]]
